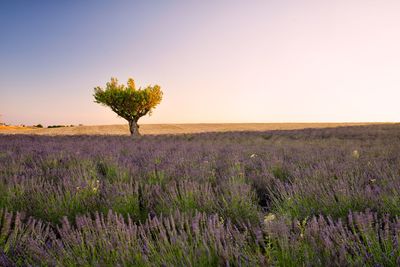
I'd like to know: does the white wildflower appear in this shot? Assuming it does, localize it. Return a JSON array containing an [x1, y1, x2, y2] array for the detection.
[[352, 150, 360, 159], [264, 213, 276, 224]]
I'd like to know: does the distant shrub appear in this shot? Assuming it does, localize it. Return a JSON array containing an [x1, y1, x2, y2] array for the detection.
[[34, 124, 43, 128], [47, 125, 65, 128]]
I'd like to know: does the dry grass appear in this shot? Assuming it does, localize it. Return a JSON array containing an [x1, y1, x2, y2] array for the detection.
[[0, 125, 35, 131], [0, 123, 390, 136]]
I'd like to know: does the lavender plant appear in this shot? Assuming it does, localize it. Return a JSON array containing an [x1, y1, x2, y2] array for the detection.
[[0, 124, 399, 265]]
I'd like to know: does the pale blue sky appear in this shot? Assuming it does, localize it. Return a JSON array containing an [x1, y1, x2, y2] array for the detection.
[[1, 1, 399, 125]]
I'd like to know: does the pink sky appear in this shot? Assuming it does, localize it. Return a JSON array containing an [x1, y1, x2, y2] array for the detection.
[[1, 1, 399, 125]]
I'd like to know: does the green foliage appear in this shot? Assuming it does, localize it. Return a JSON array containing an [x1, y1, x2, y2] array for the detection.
[[12, 181, 101, 225], [271, 165, 291, 182], [219, 176, 261, 225], [107, 183, 144, 221], [96, 159, 130, 183], [47, 125, 66, 128], [0, 182, 9, 209], [93, 77, 163, 123]]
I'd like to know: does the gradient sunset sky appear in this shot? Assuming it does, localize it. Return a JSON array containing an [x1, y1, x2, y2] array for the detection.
[[1, 1, 399, 125]]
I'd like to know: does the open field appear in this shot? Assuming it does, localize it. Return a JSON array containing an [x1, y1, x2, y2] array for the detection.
[[0, 122, 391, 135], [0, 125, 36, 131], [0, 123, 400, 265]]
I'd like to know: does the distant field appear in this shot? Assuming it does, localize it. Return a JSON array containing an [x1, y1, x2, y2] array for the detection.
[[0, 122, 390, 135], [0, 125, 35, 131]]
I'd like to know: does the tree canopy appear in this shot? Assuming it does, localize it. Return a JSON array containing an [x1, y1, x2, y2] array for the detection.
[[93, 77, 163, 136]]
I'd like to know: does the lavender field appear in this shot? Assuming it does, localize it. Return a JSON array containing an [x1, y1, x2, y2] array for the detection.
[[1, 124, 400, 266]]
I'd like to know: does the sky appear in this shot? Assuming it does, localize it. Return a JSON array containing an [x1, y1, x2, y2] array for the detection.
[[0, 0, 399, 126]]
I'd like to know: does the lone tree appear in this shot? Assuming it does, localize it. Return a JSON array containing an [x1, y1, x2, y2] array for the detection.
[[93, 77, 163, 137]]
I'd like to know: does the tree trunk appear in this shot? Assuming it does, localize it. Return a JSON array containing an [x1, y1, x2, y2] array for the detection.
[[128, 120, 140, 137]]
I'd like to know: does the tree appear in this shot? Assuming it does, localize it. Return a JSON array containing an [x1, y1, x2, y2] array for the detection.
[[93, 77, 163, 137]]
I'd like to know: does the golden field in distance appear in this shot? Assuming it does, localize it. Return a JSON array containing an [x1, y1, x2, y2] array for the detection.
[[0, 123, 391, 136]]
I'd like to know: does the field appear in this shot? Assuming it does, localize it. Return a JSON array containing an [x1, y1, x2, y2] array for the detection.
[[0, 124, 400, 266], [0, 122, 379, 135]]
